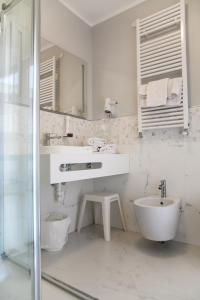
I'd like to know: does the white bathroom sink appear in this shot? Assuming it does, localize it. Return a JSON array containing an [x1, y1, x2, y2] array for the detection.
[[40, 145, 93, 154]]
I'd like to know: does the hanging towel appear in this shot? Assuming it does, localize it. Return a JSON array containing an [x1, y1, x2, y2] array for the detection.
[[140, 98, 147, 107], [146, 78, 169, 107], [139, 84, 147, 96], [167, 77, 183, 106], [171, 77, 182, 96], [167, 95, 182, 106], [139, 84, 147, 107]]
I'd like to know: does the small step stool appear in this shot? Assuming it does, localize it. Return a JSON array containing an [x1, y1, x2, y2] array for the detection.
[[77, 192, 127, 241]]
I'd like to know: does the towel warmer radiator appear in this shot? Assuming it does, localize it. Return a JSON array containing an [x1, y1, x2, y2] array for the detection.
[[40, 56, 59, 110], [136, 0, 188, 136]]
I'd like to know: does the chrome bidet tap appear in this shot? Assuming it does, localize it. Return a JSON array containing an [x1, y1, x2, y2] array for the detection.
[[158, 179, 166, 198]]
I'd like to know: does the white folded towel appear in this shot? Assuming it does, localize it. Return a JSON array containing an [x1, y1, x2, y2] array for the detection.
[[139, 77, 183, 107], [88, 137, 107, 152], [139, 85, 147, 107], [170, 77, 182, 96], [139, 84, 147, 96], [146, 78, 169, 107], [167, 77, 182, 106], [99, 144, 117, 154], [140, 98, 147, 107], [167, 95, 182, 106], [88, 137, 106, 147]]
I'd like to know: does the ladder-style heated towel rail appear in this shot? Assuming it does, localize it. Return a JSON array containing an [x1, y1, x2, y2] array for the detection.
[[40, 56, 58, 110], [136, 0, 188, 136]]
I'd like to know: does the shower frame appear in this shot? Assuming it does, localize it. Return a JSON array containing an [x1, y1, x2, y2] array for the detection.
[[0, 0, 41, 299]]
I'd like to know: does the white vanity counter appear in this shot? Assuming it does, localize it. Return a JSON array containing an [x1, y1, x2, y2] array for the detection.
[[40, 150, 129, 184]]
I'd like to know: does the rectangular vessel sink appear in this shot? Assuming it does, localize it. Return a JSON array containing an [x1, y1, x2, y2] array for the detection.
[[40, 145, 93, 154]]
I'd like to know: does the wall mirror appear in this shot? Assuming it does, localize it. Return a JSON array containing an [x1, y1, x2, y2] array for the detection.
[[40, 38, 88, 118]]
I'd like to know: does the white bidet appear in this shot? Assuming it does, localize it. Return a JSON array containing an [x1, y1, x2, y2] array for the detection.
[[134, 196, 181, 242]]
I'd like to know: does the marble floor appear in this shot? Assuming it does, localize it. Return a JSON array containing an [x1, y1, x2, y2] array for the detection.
[[42, 225, 200, 300], [0, 259, 77, 300], [0, 259, 31, 300], [42, 280, 78, 300]]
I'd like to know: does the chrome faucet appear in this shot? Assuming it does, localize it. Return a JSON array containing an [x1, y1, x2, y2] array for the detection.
[[45, 132, 74, 146], [158, 180, 166, 198], [45, 133, 63, 146]]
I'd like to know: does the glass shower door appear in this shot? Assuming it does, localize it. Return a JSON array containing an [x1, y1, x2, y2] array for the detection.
[[0, 0, 40, 299]]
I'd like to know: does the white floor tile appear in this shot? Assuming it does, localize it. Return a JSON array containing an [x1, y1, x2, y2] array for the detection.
[[42, 225, 200, 300], [0, 259, 77, 300], [42, 281, 78, 300]]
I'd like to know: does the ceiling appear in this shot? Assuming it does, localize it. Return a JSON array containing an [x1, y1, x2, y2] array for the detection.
[[58, 0, 147, 27], [40, 38, 53, 51]]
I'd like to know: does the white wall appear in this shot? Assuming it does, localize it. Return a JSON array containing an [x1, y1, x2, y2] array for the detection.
[[41, 107, 200, 246], [92, 0, 200, 119], [40, 0, 200, 247], [92, 108, 200, 246], [41, 0, 200, 120], [89, 0, 200, 246]]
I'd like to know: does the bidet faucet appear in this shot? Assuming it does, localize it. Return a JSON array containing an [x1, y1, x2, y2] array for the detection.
[[158, 180, 166, 198]]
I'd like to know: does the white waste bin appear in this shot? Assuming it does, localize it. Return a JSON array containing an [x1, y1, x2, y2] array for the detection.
[[41, 212, 71, 252]]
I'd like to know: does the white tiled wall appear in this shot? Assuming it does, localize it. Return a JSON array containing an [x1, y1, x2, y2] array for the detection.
[[40, 107, 200, 245]]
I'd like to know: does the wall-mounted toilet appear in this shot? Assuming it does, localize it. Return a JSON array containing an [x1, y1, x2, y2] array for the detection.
[[134, 196, 181, 242]]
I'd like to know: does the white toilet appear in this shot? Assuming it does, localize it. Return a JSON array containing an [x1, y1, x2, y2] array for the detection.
[[134, 196, 181, 242]]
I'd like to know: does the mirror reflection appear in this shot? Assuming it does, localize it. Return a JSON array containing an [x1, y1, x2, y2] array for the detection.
[[40, 38, 87, 118]]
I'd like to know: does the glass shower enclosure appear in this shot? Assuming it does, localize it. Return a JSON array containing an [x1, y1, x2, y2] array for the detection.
[[0, 0, 40, 299]]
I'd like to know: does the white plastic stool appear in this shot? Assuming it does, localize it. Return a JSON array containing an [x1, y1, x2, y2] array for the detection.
[[77, 192, 127, 241]]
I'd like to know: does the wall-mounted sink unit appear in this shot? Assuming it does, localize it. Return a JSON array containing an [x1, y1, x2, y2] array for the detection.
[[40, 147, 129, 184], [40, 145, 93, 154]]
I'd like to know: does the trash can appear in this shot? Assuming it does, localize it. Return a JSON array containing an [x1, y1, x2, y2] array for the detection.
[[41, 212, 71, 252]]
